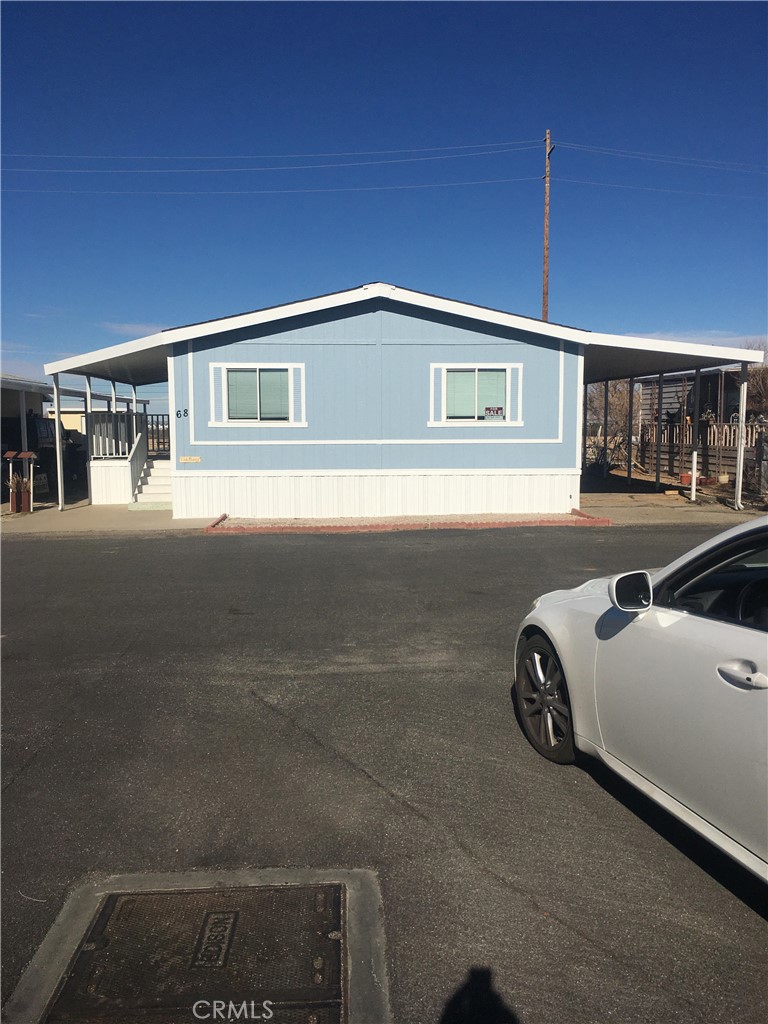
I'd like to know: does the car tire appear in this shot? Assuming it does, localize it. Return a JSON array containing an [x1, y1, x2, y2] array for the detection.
[[513, 634, 576, 764]]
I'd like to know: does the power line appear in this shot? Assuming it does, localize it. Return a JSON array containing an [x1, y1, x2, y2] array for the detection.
[[1, 175, 543, 196], [2, 146, 541, 174], [554, 176, 762, 199], [557, 140, 767, 174], [4, 175, 761, 199], [4, 132, 764, 199], [4, 140, 544, 160], [6, 137, 764, 175]]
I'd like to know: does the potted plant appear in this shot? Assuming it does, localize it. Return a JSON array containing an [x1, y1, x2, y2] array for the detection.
[[8, 474, 31, 513]]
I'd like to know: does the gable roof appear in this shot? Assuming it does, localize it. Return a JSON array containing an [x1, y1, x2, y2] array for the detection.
[[44, 282, 763, 386]]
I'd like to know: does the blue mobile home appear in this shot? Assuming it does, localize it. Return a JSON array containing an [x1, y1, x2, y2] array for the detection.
[[171, 286, 581, 518], [45, 283, 762, 518]]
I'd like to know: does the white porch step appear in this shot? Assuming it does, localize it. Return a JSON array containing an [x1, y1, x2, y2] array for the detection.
[[132, 458, 173, 506], [135, 487, 172, 502]]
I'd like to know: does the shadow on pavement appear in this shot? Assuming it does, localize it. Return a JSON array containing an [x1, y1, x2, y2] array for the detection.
[[440, 967, 520, 1023], [580, 466, 669, 494], [583, 759, 768, 918]]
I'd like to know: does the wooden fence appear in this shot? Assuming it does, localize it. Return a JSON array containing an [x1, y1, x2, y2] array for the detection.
[[638, 422, 762, 478]]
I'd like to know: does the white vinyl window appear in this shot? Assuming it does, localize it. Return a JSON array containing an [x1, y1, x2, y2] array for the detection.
[[228, 368, 289, 421], [209, 363, 306, 427], [429, 363, 523, 426]]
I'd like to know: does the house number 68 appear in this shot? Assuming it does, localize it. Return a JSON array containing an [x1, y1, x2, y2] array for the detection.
[[176, 409, 189, 418]]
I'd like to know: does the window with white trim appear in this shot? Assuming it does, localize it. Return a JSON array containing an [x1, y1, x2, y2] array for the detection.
[[429, 363, 523, 426], [228, 368, 289, 421], [209, 363, 306, 427]]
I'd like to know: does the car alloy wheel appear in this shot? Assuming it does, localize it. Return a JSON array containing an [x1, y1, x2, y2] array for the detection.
[[514, 635, 575, 763]]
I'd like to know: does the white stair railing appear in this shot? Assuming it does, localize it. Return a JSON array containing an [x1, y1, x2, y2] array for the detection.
[[128, 433, 149, 502]]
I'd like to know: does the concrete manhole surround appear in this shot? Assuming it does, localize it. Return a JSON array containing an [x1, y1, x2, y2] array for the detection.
[[4, 870, 390, 1024]]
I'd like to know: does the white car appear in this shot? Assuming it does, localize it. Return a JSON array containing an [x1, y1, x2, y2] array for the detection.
[[513, 518, 768, 881]]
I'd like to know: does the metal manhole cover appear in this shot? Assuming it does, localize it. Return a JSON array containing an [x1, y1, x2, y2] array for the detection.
[[5, 870, 390, 1024], [46, 885, 345, 1023]]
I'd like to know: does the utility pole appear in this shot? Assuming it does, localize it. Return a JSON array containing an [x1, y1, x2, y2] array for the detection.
[[541, 129, 554, 321]]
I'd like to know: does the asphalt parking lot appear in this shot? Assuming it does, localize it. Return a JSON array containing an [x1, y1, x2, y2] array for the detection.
[[2, 525, 767, 1024]]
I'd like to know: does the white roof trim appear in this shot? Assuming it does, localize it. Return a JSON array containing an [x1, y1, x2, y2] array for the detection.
[[44, 282, 764, 377]]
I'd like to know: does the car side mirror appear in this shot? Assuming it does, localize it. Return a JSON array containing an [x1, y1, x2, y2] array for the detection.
[[609, 571, 653, 613]]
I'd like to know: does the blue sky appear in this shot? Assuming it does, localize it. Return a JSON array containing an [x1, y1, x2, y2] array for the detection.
[[2, 1, 766, 405]]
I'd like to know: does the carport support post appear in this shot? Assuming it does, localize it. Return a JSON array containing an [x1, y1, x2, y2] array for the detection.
[[19, 390, 28, 481], [84, 375, 93, 503], [627, 377, 634, 482], [690, 369, 701, 502], [131, 384, 138, 441], [734, 362, 748, 510], [602, 381, 609, 478], [84, 376, 92, 459], [655, 374, 663, 490], [53, 373, 65, 511], [582, 384, 588, 468]]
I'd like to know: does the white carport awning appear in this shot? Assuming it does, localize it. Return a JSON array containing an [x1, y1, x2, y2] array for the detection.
[[580, 335, 762, 384], [45, 336, 172, 386]]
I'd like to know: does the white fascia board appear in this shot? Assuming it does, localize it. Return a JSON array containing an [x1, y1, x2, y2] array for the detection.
[[339, 286, 764, 367], [165, 284, 381, 343], [585, 332, 763, 365], [42, 285, 375, 377], [42, 282, 563, 379], [385, 287, 764, 365], [379, 284, 592, 343], [42, 281, 765, 377]]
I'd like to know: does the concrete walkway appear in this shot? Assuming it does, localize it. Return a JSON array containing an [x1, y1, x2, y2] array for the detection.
[[0, 499, 211, 536], [580, 490, 766, 526], [1, 491, 764, 537]]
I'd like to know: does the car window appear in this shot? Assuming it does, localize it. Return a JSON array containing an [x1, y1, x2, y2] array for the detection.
[[662, 538, 768, 632]]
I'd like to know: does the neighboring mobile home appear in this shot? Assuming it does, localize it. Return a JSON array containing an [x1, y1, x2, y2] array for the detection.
[[44, 283, 764, 519]]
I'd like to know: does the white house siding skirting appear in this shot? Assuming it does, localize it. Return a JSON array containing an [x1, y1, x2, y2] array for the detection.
[[172, 470, 580, 520], [90, 459, 135, 504]]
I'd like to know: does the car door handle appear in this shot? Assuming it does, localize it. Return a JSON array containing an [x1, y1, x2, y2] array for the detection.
[[717, 660, 768, 689]]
